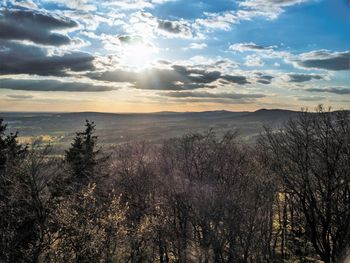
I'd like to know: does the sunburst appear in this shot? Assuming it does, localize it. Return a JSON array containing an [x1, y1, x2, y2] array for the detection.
[[121, 43, 157, 70]]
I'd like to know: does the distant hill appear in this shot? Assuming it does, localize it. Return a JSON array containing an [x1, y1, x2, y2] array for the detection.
[[0, 109, 308, 148]]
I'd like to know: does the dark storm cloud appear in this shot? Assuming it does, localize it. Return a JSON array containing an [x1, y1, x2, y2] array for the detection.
[[305, 87, 350, 95], [0, 9, 78, 46], [90, 64, 250, 90], [0, 41, 95, 76], [296, 51, 350, 71], [288, 73, 323, 83], [0, 78, 116, 92]]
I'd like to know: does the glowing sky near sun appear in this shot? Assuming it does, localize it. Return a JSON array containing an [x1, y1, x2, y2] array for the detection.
[[0, 0, 349, 112]]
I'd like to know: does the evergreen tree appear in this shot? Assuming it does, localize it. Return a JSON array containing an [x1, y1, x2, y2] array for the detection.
[[65, 120, 100, 186], [0, 118, 27, 203], [0, 118, 26, 174], [0, 118, 29, 262]]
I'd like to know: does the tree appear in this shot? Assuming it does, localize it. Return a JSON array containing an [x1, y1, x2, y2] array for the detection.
[[0, 118, 26, 174], [0, 119, 28, 262], [159, 131, 276, 263], [113, 142, 158, 263], [0, 142, 58, 263], [48, 122, 126, 262], [259, 106, 350, 263], [65, 120, 100, 187], [47, 184, 127, 263]]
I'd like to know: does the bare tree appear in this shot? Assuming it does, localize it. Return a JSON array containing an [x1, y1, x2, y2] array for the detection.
[[259, 106, 350, 263], [0, 142, 59, 262]]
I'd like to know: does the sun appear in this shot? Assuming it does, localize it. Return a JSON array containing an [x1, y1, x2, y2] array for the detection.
[[122, 43, 157, 70]]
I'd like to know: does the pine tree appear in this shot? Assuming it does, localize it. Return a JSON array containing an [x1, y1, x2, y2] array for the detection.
[[65, 120, 100, 186], [0, 118, 26, 201], [0, 118, 26, 174], [0, 118, 28, 262]]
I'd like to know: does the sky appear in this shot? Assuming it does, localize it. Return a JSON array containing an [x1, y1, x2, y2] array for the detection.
[[0, 0, 349, 112]]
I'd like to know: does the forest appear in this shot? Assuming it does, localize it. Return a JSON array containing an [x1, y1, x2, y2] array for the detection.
[[0, 106, 349, 263]]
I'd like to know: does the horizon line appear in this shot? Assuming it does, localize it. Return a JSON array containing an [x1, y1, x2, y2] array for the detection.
[[0, 108, 301, 114], [1, 108, 348, 115]]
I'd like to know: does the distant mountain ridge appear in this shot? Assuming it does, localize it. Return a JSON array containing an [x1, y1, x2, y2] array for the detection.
[[1, 108, 347, 147], [0, 108, 299, 117]]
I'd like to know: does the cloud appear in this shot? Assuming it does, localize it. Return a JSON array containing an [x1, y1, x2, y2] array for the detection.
[[51, 0, 97, 11], [0, 41, 95, 76], [229, 42, 274, 52], [297, 95, 326, 101], [230, 46, 349, 72], [157, 19, 193, 38], [195, 11, 238, 31], [196, 0, 311, 32], [6, 94, 33, 99], [240, 0, 310, 9], [160, 91, 265, 100], [90, 63, 250, 90], [172, 65, 220, 83], [134, 66, 219, 90], [184, 43, 207, 50], [288, 73, 323, 82], [244, 55, 264, 67], [128, 12, 196, 39], [0, 9, 78, 46], [11, 0, 38, 9], [295, 50, 350, 71], [256, 74, 274, 84], [0, 78, 116, 92], [211, 59, 239, 71], [220, 75, 250, 85], [117, 35, 144, 45], [239, 0, 311, 20], [305, 87, 350, 95], [257, 79, 271, 84], [229, 42, 290, 62], [103, 0, 171, 10]]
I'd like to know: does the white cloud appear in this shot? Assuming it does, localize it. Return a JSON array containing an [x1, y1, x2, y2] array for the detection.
[[195, 11, 238, 31], [44, 0, 97, 11], [244, 55, 264, 67], [196, 0, 313, 32], [239, 0, 311, 19], [102, 0, 172, 10], [127, 12, 196, 39], [183, 43, 207, 50], [229, 42, 292, 66], [11, 0, 38, 9]]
